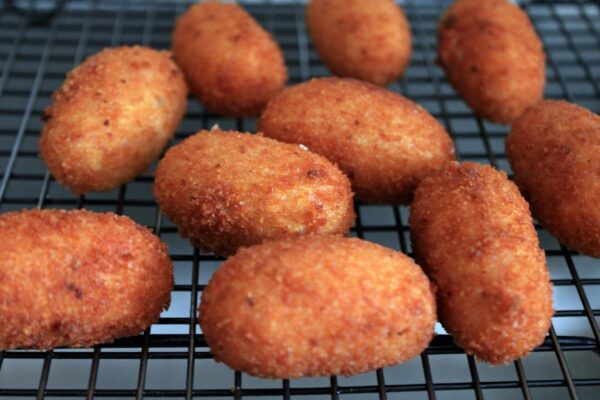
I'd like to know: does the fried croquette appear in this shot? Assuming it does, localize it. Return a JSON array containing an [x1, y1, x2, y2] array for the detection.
[[39, 46, 188, 194], [0, 209, 173, 350], [437, 0, 545, 123], [258, 78, 455, 204], [199, 235, 436, 378], [306, 0, 412, 86], [172, 1, 287, 117], [153, 129, 355, 256], [409, 162, 553, 364], [506, 100, 600, 257]]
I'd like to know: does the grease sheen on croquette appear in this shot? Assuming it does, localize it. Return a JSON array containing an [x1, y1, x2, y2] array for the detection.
[[39, 46, 188, 194], [153, 129, 355, 256], [172, 1, 287, 117], [0, 209, 173, 350], [506, 100, 600, 258], [409, 163, 553, 364], [307, 0, 412, 86], [200, 235, 436, 378], [437, 0, 545, 123], [258, 78, 455, 204]]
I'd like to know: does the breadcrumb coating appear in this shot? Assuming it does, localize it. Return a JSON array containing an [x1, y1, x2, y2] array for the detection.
[[0, 209, 173, 350], [172, 1, 287, 117], [409, 162, 553, 364], [437, 0, 545, 123], [258, 77, 455, 204], [200, 235, 436, 378], [306, 0, 411, 85], [39, 46, 188, 194], [154, 129, 355, 256], [506, 100, 600, 257]]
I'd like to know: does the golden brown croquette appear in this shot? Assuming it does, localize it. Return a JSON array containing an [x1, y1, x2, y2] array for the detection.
[[506, 100, 600, 258], [258, 77, 455, 204], [199, 235, 436, 378], [437, 0, 545, 123], [39, 46, 188, 194], [0, 209, 173, 350], [172, 1, 287, 117], [306, 0, 412, 86], [153, 129, 355, 256], [409, 162, 554, 364]]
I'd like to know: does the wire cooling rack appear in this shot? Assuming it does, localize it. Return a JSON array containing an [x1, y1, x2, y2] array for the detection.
[[0, 0, 599, 399]]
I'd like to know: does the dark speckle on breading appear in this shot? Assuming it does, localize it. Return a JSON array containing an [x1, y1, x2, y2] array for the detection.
[[65, 283, 84, 299]]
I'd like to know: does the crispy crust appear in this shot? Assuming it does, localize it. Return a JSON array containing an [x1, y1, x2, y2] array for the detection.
[[437, 0, 545, 123], [306, 0, 411, 85], [39, 46, 188, 194], [258, 77, 455, 204], [409, 162, 553, 364], [506, 100, 600, 257], [172, 1, 287, 117], [0, 209, 173, 350], [153, 129, 355, 256], [199, 235, 436, 378]]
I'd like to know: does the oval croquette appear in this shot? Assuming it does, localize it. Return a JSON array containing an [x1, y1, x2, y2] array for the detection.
[[258, 77, 455, 204], [437, 0, 545, 123], [0, 209, 173, 350], [199, 235, 436, 378], [409, 162, 554, 364], [306, 0, 412, 86], [39, 46, 188, 194], [506, 100, 600, 257], [153, 129, 355, 256], [172, 1, 287, 117]]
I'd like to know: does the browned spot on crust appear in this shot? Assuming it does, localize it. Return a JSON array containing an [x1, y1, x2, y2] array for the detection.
[[307, 169, 325, 179], [65, 283, 84, 299], [443, 14, 456, 29]]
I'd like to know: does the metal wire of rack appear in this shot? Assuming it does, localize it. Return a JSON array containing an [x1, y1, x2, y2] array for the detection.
[[0, 0, 598, 399]]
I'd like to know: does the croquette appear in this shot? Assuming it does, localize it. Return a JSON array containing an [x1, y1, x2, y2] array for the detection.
[[258, 78, 455, 204], [506, 100, 600, 257], [199, 235, 436, 378], [0, 209, 173, 350], [172, 1, 287, 117], [437, 0, 545, 123], [39, 46, 187, 194], [153, 129, 355, 256], [409, 162, 554, 364], [306, 0, 412, 86]]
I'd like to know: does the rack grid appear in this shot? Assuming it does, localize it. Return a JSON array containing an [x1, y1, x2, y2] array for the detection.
[[0, 1, 598, 399]]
